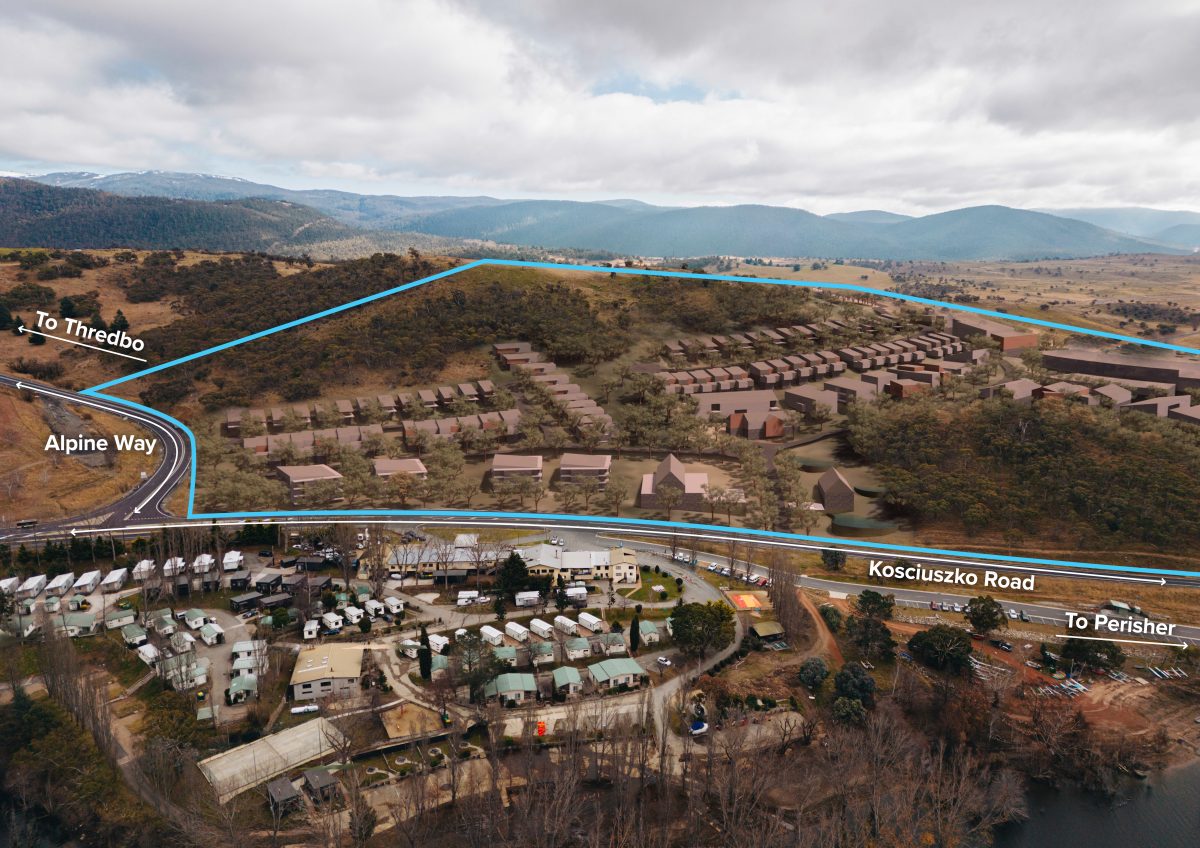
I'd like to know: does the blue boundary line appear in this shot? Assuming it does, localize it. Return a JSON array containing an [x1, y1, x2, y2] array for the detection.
[[77, 258, 1200, 579]]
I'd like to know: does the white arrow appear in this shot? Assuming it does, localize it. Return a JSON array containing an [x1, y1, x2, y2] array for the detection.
[[18, 326, 148, 362], [1054, 633, 1190, 649]]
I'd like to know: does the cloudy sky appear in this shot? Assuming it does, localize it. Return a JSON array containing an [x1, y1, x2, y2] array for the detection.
[[2, 0, 1199, 214]]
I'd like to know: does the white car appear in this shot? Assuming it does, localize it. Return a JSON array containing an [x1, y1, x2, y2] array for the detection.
[[290, 704, 319, 715], [1008, 609, 1019, 619], [656, 656, 672, 667]]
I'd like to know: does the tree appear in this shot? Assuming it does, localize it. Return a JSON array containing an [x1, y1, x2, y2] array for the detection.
[[834, 663, 877, 708], [964, 595, 1007, 636], [109, 309, 130, 333], [1061, 637, 1126, 672], [629, 613, 641, 653], [493, 596, 507, 621], [821, 549, 847, 571], [655, 482, 683, 521], [418, 624, 433, 680], [798, 657, 829, 691], [854, 589, 895, 621], [908, 625, 974, 674], [845, 615, 896, 659], [832, 696, 868, 725], [671, 601, 735, 660], [495, 551, 529, 598], [819, 604, 843, 634]]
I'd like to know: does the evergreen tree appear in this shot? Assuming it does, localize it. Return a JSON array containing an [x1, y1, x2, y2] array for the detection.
[[629, 613, 641, 653], [110, 309, 130, 333], [418, 624, 432, 680]]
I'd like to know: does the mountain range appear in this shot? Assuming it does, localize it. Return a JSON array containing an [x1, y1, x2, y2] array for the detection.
[[10, 171, 1200, 260]]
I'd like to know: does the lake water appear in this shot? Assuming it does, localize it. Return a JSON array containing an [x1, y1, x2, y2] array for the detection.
[[994, 761, 1200, 848]]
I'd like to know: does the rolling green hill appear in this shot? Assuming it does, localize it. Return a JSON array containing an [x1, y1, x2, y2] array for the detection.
[[0, 178, 356, 252]]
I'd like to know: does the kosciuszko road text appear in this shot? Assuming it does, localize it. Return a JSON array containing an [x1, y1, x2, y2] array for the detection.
[[869, 559, 1035, 591]]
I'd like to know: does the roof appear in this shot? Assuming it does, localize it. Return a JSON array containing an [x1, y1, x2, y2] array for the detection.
[[751, 621, 785, 638], [290, 645, 365, 687], [639, 619, 658, 635], [373, 457, 428, 476], [552, 666, 582, 688], [565, 637, 590, 651], [120, 623, 146, 640], [266, 776, 300, 806], [530, 641, 554, 656], [491, 454, 543, 471], [230, 675, 258, 695], [486, 673, 537, 696], [198, 718, 348, 803], [276, 464, 343, 483], [588, 658, 644, 684], [559, 452, 612, 471], [304, 768, 339, 791], [493, 646, 517, 660]]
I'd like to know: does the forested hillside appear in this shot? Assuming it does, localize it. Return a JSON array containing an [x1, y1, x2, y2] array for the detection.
[[0, 178, 354, 252], [847, 396, 1200, 550]]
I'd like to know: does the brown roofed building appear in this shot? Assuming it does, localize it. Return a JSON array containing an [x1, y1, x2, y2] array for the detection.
[[559, 453, 612, 487], [372, 457, 428, 478], [638, 454, 708, 510], [276, 465, 343, 504], [815, 467, 855, 514], [950, 315, 1039, 352], [491, 454, 543, 483]]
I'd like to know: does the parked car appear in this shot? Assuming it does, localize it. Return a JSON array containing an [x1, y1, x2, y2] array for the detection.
[[657, 656, 672, 667], [989, 639, 1013, 652], [258, 550, 273, 558], [1008, 609, 1019, 619], [241, 611, 257, 620]]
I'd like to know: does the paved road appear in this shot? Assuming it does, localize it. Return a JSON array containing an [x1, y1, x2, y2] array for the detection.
[[617, 535, 1200, 647], [0, 373, 191, 538]]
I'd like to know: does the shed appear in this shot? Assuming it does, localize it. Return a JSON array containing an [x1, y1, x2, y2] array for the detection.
[[303, 769, 340, 803], [266, 776, 302, 813], [552, 665, 583, 696], [750, 621, 786, 642]]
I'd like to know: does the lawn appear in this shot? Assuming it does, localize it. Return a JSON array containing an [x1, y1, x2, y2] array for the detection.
[[624, 572, 684, 603]]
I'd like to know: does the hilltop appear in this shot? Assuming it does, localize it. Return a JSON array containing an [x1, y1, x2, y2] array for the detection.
[[16, 172, 1193, 261]]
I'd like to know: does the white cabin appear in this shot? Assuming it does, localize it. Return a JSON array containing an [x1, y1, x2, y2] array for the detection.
[[45, 572, 75, 597], [529, 618, 554, 639], [192, 554, 216, 574], [17, 574, 46, 599], [100, 568, 128, 593], [578, 612, 604, 632], [222, 551, 244, 571], [384, 597, 404, 615], [343, 605, 364, 624], [303, 619, 320, 640], [132, 560, 156, 581], [554, 615, 578, 635], [364, 599, 386, 619], [73, 570, 101, 594], [480, 625, 504, 646], [505, 621, 530, 643], [515, 590, 541, 608], [162, 558, 185, 577], [321, 612, 344, 631], [0, 576, 20, 596], [429, 634, 450, 654]]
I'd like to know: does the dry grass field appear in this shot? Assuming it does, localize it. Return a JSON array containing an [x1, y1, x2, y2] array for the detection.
[[0, 385, 156, 521]]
